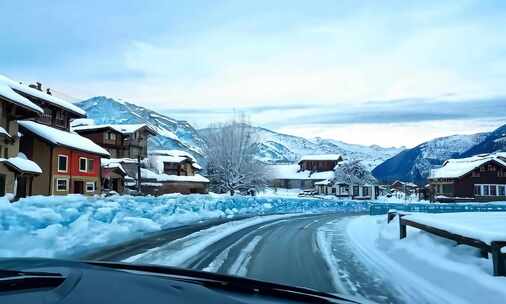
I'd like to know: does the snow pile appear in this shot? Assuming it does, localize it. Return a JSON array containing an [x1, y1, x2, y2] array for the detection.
[[403, 212, 506, 244], [345, 214, 506, 303], [0, 194, 369, 258]]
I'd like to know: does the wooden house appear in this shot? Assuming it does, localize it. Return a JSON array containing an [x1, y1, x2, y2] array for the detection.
[[6, 80, 111, 196], [298, 154, 343, 172], [0, 75, 45, 199], [72, 124, 156, 159], [141, 150, 209, 195], [428, 153, 506, 202]]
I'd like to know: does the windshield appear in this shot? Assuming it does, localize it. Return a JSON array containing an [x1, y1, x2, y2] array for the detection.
[[1, 2, 506, 304]]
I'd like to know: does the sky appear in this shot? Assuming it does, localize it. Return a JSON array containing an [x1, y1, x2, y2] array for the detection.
[[1, 0, 506, 148]]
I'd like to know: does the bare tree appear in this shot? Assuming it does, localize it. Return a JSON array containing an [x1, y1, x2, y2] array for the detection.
[[204, 117, 268, 195]]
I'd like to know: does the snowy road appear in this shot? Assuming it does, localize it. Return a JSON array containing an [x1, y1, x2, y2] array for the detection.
[[91, 213, 402, 303]]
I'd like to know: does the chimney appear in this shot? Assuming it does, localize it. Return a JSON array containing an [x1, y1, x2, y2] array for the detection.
[[29, 82, 43, 91]]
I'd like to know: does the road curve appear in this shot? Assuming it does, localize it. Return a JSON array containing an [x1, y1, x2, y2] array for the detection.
[[88, 213, 402, 303]]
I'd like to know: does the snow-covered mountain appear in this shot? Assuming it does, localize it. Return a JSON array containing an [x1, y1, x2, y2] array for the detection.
[[250, 127, 404, 170], [76, 97, 404, 170], [76, 97, 206, 160], [372, 132, 489, 184]]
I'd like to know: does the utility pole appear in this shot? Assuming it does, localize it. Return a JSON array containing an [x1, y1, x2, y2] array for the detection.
[[137, 154, 141, 194]]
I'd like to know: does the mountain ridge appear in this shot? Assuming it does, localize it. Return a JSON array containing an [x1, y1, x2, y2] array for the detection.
[[76, 96, 404, 169]]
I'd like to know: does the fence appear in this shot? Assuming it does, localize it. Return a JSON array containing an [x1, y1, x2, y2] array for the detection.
[[370, 203, 506, 215]]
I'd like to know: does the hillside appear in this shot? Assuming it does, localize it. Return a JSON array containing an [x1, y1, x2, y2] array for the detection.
[[372, 133, 489, 184], [77, 96, 403, 170], [76, 97, 206, 160]]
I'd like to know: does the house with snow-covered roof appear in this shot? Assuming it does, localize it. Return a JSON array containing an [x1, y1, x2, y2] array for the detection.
[[298, 154, 343, 172], [141, 150, 209, 195], [0, 75, 44, 199], [428, 153, 506, 202], [0, 76, 111, 196], [72, 123, 156, 159]]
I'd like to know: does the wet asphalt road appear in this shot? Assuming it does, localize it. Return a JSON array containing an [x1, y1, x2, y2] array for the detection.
[[86, 213, 402, 303]]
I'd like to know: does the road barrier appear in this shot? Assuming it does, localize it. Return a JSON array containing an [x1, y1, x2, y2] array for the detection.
[[370, 203, 506, 215]]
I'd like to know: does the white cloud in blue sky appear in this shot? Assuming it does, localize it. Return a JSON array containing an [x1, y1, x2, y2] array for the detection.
[[1, 0, 506, 146]]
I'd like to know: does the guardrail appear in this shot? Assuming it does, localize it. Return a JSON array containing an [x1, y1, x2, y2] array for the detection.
[[370, 203, 506, 215]]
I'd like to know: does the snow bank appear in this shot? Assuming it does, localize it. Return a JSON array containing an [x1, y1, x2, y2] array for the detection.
[[0, 194, 369, 258], [345, 215, 506, 304], [403, 212, 506, 244]]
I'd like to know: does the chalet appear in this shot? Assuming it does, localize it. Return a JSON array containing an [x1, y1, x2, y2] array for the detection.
[[315, 160, 379, 199], [142, 150, 209, 195], [428, 153, 506, 202], [270, 155, 342, 189], [0, 75, 45, 199], [1, 78, 111, 196], [390, 180, 418, 193], [72, 124, 155, 159], [270, 164, 335, 189]]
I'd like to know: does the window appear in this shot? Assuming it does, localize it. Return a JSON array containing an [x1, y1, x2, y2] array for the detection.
[[474, 185, 481, 196], [480, 166, 486, 172], [55, 110, 66, 127], [490, 185, 497, 196], [499, 185, 506, 196], [55, 178, 68, 192], [87, 159, 94, 172], [483, 185, 490, 196], [79, 157, 87, 172], [79, 157, 94, 173], [107, 132, 116, 140], [58, 155, 68, 172], [472, 171, 480, 178], [86, 182, 95, 192], [3, 147, 7, 158], [353, 186, 359, 196], [363, 186, 369, 196], [488, 164, 496, 172]]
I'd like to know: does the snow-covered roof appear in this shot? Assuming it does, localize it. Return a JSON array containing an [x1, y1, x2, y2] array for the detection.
[[429, 153, 506, 179], [0, 126, 10, 138], [269, 164, 334, 180], [101, 158, 127, 175], [140, 168, 209, 183], [298, 154, 343, 163], [3, 153, 42, 174], [72, 123, 155, 135], [0, 74, 85, 117], [18, 121, 110, 157], [0, 75, 44, 115], [149, 149, 197, 162]]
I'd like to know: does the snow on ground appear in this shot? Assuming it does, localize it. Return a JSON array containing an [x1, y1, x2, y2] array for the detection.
[[343, 214, 506, 304], [403, 212, 506, 245], [0, 194, 368, 258]]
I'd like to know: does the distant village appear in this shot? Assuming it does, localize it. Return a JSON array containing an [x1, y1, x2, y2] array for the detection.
[[0, 74, 505, 203]]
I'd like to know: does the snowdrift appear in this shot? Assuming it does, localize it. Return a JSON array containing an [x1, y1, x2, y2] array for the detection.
[[0, 194, 368, 258]]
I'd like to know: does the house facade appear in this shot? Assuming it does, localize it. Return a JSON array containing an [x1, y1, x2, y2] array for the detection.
[[0, 75, 45, 198], [270, 155, 343, 190], [428, 153, 506, 202], [4, 79, 111, 196], [142, 150, 209, 195], [72, 124, 155, 159]]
